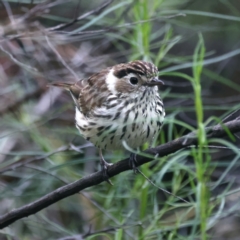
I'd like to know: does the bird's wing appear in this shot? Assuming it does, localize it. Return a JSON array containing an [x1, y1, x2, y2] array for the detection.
[[48, 68, 111, 116]]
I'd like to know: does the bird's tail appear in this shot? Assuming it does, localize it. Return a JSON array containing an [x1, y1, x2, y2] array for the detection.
[[48, 82, 81, 110], [47, 82, 74, 91]]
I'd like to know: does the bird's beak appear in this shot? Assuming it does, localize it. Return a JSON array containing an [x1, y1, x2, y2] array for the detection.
[[146, 77, 164, 86]]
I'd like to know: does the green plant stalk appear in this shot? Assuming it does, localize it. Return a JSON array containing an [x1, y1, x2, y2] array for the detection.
[[194, 85, 208, 240], [192, 35, 210, 240], [115, 229, 123, 240], [138, 164, 150, 238], [132, 0, 150, 59]]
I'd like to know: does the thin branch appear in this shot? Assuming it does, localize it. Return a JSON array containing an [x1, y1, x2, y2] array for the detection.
[[0, 45, 38, 73], [58, 13, 185, 36], [45, 35, 79, 80], [1, 0, 15, 25], [0, 119, 240, 229], [20, 0, 71, 22], [0, 143, 91, 173], [0, 145, 69, 174], [136, 168, 190, 203], [48, 0, 114, 31]]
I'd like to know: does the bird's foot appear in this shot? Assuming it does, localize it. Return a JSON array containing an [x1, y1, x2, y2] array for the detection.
[[99, 149, 113, 185], [100, 160, 113, 185], [129, 153, 138, 174]]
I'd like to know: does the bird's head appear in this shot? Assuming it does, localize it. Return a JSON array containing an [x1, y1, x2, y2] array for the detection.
[[106, 60, 164, 96]]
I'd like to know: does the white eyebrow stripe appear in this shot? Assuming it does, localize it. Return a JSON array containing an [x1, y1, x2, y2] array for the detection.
[[105, 68, 118, 95]]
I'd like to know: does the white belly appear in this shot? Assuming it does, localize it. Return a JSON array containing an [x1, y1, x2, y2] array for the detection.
[[75, 95, 165, 151]]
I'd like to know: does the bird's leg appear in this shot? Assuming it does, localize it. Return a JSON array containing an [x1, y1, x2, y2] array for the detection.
[[99, 149, 113, 185], [129, 152, 138, 174]]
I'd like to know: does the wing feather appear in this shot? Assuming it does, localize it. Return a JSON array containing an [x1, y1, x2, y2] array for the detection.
[[48, 68, 111, 116]]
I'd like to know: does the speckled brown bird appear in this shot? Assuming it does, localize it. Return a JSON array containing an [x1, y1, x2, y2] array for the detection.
[[50, 60, 165, 178]]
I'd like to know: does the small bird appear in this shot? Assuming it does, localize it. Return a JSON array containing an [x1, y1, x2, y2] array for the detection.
[[50, 60, 165, 179]]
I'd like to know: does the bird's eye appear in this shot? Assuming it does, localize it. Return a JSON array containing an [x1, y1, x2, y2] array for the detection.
[[129, 77, 138, 85]]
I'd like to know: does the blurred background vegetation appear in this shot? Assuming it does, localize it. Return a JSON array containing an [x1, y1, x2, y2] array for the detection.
[[0, 0, 240, 239]]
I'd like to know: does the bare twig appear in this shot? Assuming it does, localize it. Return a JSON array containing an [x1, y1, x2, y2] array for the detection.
[[0, 143, 93, 173], [45, 35, 79, 80], [0, 45, 38, 72], [60, 13, 185, 36], [1, 0, 15, 25], [136, 168, 190, 203], [0, 145, 69, 173], [0, 119, 240, 229], [20, 0, 71, 22], [48, 0, 114, 31], [58, 223, 140, 240]]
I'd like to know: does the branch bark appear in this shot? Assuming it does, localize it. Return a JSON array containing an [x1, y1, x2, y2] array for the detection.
[[0, 119, 240, 229]]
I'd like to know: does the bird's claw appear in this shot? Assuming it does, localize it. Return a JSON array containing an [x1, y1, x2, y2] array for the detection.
[[100, 160, 113, 185], [99, 149, 113, 185], [129, 153, 138, 174]]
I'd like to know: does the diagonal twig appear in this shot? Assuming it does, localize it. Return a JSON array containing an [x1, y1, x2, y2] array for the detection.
[[48, 0, 114, 31]]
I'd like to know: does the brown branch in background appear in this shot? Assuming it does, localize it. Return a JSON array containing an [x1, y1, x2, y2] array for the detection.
[[0, 119, 240, 229], [48, 0, 114, 31], [0, 145, 69, 174], [20, 0, 71, 22], [57, 13, 185, 36], [0, 143, 92, 174]]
